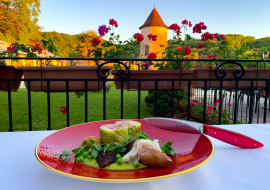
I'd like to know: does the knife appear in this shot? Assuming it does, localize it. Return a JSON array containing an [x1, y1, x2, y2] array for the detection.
[[144, 117, 264, 148]]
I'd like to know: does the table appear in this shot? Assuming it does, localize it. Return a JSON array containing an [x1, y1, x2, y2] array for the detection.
[[0, 124, 269, 190]]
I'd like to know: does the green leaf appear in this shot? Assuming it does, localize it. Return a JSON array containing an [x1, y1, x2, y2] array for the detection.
[[115, 146, 126, 153], [72, 148, 82, 154], [62, 150, 70, 156], [82, 141, 87, 146], [91, 149, 99, 158], [93, 144, 103, 152], [74, 149, 83, 159]]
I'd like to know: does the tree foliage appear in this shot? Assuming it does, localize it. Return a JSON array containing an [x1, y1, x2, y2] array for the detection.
[[225, 34, 255, 50], [42, 31, 77, 57], [0, 0, 41, 44]]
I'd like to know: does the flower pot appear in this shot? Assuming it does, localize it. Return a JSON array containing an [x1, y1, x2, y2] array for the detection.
[[112, 70, 194, 90], [0, 66, 23, 92], [18, 66, 110, 92], [191, 68, 270, 89]]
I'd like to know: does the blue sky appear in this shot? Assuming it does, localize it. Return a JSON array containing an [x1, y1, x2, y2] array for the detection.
[[38, 0, 270, 41]]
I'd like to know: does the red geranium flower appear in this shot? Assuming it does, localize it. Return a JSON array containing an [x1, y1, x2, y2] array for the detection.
[[147, 52, 157, 59], [183, 46, 191, 56], [169, 23, 181, 36], [197, 44, 204, 49], [193, 22, 207, 33], [60, 105, 67, 115], [190, 102, 195, 106], [199, 102, 204, 106], [201, 32, 214, 41], [205, 110, 210, 115], [134, 33, 144, 42], [173, 115, 177, 119], [176, 47, 181, 52], [189, 21, 192, 27], [109, 19, 118, 28], [207, 106, 214, 110], [207, 54, 214, 59], [180, 104, 184, 109], [147, 34, 157, 41], [182, 20, 188, 25], [91, 37, 101, 46]]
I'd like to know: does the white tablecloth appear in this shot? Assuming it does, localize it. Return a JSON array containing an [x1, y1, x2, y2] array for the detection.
[[0, 124, 269, 190]]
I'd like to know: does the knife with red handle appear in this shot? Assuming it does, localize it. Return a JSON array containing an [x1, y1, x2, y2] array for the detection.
[[144, 117, 264, 148]]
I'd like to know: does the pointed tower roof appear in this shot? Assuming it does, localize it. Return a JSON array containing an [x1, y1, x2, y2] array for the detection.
[[139, 8, 168, 29]]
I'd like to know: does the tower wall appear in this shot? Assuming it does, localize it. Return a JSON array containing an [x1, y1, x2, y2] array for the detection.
[[140, 26, 167, 59]]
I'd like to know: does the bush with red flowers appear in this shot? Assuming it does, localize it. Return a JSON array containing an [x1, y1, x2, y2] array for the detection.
[[87, 18, 141, 68], [0, 38, 58, 61], [167, 99, 239, 125]]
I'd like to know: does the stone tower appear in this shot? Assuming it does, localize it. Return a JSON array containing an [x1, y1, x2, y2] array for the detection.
[[139, 8, 168, 59]]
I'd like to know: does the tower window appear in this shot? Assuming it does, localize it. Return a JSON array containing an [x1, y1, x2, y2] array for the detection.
[[145, 45, 149, 56]]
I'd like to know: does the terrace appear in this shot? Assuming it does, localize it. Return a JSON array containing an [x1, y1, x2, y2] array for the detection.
[[1, 57, 270, 132]]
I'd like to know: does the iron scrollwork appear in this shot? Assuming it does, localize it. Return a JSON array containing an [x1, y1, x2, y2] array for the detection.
[[97, 61, 130, 79], [214, 61, 245, 79]]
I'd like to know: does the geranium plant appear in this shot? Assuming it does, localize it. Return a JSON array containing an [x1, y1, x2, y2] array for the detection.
[[87, 19, 142, 70], [167, 98, 237, 125]]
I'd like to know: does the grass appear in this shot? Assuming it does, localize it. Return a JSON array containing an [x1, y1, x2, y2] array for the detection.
[[0, 85, 152, 132]]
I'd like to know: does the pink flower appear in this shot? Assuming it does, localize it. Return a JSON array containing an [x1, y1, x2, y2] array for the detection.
[[190, 102, 195, 106], [147, 34, 157, 41], [134, 33, 144, 42], [168, 112, 171, 115], [178, 113, 182, 116], [213, 33, 226, 41], [205, 110, 210, 115], [91, 37, 101, 46], [109, 19, 118, 28], [169, 23, 181, 36], [183, 46, 191, 56], [214, 103, 217, 106], [176, 47, 181, 52], [180, 104, 184, 109], [74, 92, 77, 95], [147, 52, 157, 59], [60, 105, 67, 115], [207, 54, 214, 59], [207, 106, 214, 110], [228, 103, 232, 107], [175, 105, 178, 107], [201, 32, 214, 41], [184, 112, 187, 115], [197, 44, 204, 49], [191, 114, 194, 117], [193, 22, 207, 33], [182, 20, 188, 25], [192, 99, 199, 102], [215, 99, 223, 104], [173, 115, 177, 119], [189, 21, 192, 27], [195, 63, 200, 68], [199, 102, 204, 106], [98, 25, 108, 36], [143, 63, 150, 69]]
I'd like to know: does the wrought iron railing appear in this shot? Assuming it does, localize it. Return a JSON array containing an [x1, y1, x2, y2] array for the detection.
[[0, 57, 270, 132]]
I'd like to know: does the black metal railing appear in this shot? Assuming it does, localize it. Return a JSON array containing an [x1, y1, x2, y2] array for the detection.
[[0, 57, 270, 132]]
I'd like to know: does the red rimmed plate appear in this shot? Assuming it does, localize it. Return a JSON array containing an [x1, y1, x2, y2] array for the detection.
[[35, 119, 214, 182]]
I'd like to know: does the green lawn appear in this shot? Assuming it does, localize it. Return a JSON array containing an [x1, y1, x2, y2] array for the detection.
[[0, 86, 152, 132]]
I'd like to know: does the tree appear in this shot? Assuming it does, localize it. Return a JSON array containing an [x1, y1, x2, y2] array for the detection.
[[75, 30, 99, 57], [225, 34, 255, 51], [0, 0, 41, 44]]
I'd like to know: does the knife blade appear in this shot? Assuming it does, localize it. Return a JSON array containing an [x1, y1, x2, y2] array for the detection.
[[144, 117, 264, 148]]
